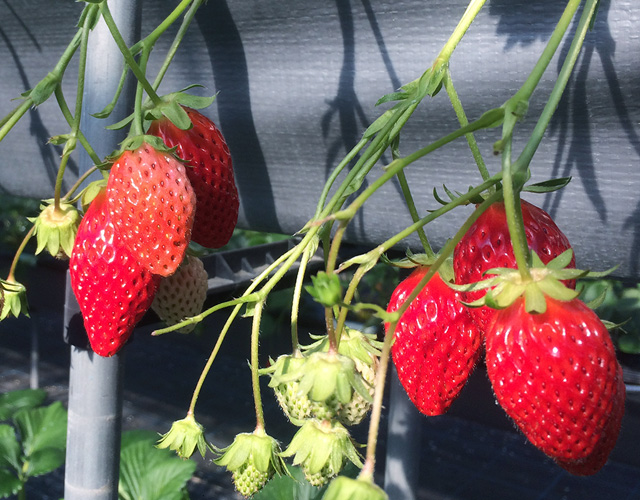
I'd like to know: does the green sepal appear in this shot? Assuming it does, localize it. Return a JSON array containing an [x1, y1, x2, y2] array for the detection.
[[116, 134, 173, 156], [21, 72, 59, 106], [214, 429, 286, 477], [280, 420, 362, 476], [80, 180, 107, 213], [0, 279, 29, 321], [156, 414, 209, 459], [522, 177, 572, 194], [305, 272, 343, 308], [322, 476, 388, 500], [29, 202, 80, 258]]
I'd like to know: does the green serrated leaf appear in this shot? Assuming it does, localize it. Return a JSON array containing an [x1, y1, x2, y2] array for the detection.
[[0, 424, 21, 472], [120, 430, 196, 500], [14, 402, 67, 459], [0, 469, 22, 498], [0, 389, 46, 421], [24, 447, 65, 478]]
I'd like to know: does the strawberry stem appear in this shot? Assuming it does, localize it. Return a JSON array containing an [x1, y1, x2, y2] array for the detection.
[[515, 0, 600, 172], [99, 3, 162, 107], [250, 300, 267, 431], [443, 69, 490, 184], [7, 227, 35, 284]]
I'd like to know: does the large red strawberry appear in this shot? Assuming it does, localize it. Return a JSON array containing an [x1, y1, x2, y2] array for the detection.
[[148, 107, 238, 249], [486, 297, 624, 473], [106, 143, 196, 277], [69, 191, 160, 357], [387, 267, 481, 416], [454, 199, 575, 335], [151, 254, 208, 333]]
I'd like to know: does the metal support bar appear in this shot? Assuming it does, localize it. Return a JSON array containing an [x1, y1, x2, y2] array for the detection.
[[63, 2, 141, 499]]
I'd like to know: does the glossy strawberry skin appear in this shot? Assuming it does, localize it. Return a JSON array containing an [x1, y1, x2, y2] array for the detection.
[[148, 107, 239, 249], [486, 297, 624, 471], [69, 192, 160, 357], [387, 268, 481, 416], [454, 199, 576, 335], [106, 143, 196, 277]]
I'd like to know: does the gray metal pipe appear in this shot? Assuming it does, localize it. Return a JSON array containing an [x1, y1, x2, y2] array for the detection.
[[63, 2, 141, 499]]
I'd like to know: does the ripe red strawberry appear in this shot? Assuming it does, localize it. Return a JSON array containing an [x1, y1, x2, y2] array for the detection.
[[454, 199, 575, 335], [106, 143, 196, 277], [386, 267, 481, 416], [151, 254, 208, 333], [486, 297, 624, 472], [69, 191, 160, 357], [148, 107, 238, 249]]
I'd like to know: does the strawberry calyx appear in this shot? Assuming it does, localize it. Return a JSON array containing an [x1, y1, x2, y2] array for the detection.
[[280, 419, 363, 487], [0, 278, 29, 321], [323, 476, 388, 500], [302, 327, 382, 366], [28, 201, 80, 259], [451, 249, 607, 314], [156, 413, 210, 459], [213, 428, 287, 497]]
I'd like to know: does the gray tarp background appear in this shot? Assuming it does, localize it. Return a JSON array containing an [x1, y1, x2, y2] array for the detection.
[[1, 0, 638, 277]]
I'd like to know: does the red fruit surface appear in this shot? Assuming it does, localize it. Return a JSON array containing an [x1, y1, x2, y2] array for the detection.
[[148, 107, 239, 249], [387, 268, 481, 416], [453, 199, 575, 335], [486, 297, 624, 471], [106, 143, 196, 277], [69, 192, 160, 357]]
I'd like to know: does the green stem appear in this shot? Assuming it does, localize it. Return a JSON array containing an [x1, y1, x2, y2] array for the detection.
[[54, 87, 101, 165], [7, 226, 35, 282], [53, 8, 92, 212], [443, 69, 490, 182], [0, 101, 32, 143], [99, 2, 161, 106], [515, 0, 599, 171], [334, 108, 504, 223], [150, 0, 203, 90], [510, 0, 582, 106], [290, 243, 316, 354], [395, 168, 433, 257], [251, 300, 267, 431], [63, 166, 100, 203], [432, 0, 487, 73]]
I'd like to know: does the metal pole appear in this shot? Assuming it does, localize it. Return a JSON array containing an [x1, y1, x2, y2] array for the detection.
[[384, 365, 421, 500], [64, 2, 141, 499]]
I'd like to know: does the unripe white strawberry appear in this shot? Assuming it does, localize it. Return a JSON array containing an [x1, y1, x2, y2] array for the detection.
[[151, 254, 208, 333]]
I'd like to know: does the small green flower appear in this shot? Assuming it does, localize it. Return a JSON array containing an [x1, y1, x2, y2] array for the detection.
[[322, 476, 388, 500], [156, 413, 208, 459], [0, 279, 28, 321], [214, 429, 286, 497], [29, 201, 80, 259]]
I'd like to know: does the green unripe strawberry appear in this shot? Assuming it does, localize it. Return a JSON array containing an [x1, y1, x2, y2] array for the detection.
[[281, 419, 363, 487], [214, 429, 286, 498]]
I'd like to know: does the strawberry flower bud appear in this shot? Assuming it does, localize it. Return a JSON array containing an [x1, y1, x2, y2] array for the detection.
[[0, 279, 29, 321], [322, 476, 388, 500], [214, 429, 286, 497], [280, 419, 363, 487], [29, 202, 80, 259], [156, 413, 208, 459]]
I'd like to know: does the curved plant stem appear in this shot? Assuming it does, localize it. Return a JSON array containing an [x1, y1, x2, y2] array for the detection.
[[443, 69, 490, 183], [63, 166, 100, 203], [54, 87, 101, 165], [250, 300, 267, 431], [7, 227, 35, 282], [99, 2, 161, 107]]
